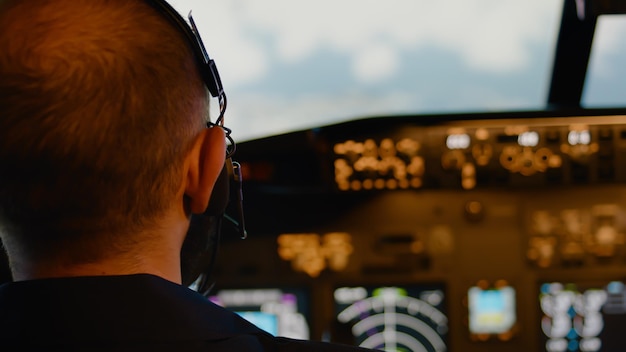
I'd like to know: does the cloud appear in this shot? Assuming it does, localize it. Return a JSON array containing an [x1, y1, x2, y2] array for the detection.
[[165, 0, 564, 139], [588, 16, 626, 78], [225, 90, 422, 141], [169, 0, 560, 86], [352, 43, 399, 83], [168, 0, 269, 85]]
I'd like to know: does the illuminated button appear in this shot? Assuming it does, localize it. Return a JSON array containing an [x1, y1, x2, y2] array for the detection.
[[379, 138, 396, 158], [568, 130, 591, 146], [442, 150, 466, 170], [464, 200, 483, 222], [396, 138, 420, 156], [475, 128, 489, 141], [518, 148, 537, 176], [518, 131, 539, 147], [534, 148, 552, 172], [500, 146, 520, 172], [462, 177, 476, 190], [410, 178, 423, 188], [446, 134, 470, 150], [472, 143, 493, 166]]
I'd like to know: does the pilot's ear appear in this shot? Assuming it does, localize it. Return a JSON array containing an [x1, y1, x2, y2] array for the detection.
[[184, 126, 226, 214]]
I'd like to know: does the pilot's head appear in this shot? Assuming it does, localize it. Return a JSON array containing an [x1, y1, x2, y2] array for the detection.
[[0, 0, 227, 282]]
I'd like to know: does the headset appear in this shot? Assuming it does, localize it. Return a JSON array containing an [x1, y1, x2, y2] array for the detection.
[[144, 0, 247, 293]]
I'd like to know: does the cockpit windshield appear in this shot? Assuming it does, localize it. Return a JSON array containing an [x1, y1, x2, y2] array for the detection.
[[583, 15, 626, 107], [168, 0, 567, 141]]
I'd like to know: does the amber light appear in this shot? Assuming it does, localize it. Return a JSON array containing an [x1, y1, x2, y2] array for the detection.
[[239, 161, 274, 182], [277, 232, 353, 277], [333, 138, 424, 191]]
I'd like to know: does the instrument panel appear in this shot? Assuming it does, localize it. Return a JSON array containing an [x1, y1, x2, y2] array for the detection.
[[213, 109, 626, 352]]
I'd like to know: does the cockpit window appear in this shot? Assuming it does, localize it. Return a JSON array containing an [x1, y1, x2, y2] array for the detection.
[[582, 15, 626, 108], [171, 0, 564, 141]]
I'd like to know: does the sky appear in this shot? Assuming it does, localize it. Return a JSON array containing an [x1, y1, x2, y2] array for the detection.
[[167, 0, 626, 142]]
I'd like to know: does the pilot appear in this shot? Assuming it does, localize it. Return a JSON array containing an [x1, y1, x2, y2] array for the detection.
[[0, 0, 374, 350]]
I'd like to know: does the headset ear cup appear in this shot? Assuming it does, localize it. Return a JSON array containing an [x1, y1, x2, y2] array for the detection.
[[180, 214, 220, 287], [180, 160, 231, 287]]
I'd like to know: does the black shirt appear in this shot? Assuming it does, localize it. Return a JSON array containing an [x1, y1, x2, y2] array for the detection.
[[0, 274, 374, 351]]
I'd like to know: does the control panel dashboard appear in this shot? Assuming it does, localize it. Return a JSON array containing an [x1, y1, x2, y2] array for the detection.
[[216, 109, 626, 352]]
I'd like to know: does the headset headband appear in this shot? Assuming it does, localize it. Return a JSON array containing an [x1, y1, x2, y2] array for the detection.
[[144, 0, 224, 99]]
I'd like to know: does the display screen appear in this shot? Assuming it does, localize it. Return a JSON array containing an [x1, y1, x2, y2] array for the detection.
[[209, 287, 310, 339], [235, 311, 279, 336], [332, 284, 448, 352], [468, 285, 516, 336], [539, 281, 626, 352]]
